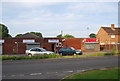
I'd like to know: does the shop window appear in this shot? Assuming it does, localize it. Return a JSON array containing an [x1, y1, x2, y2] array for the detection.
[[84, 44, 98, 50]]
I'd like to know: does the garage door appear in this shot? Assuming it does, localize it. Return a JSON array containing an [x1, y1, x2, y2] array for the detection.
[[0, 44, 2, 54], [26, 43, 40, 50]]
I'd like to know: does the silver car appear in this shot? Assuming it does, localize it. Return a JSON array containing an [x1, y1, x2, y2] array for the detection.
[[26, 47, 54, 56]]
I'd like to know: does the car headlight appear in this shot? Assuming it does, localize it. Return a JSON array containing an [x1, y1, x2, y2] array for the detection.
[[76, 52, 80, 53]]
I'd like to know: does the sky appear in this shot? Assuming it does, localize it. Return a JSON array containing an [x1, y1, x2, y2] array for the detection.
[[1, 0, 119, 38]]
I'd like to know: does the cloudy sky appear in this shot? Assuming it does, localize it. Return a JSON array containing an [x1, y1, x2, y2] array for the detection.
[[1, 0, 119, 38]]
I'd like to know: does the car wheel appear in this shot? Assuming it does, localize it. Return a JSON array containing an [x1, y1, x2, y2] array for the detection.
[[60, 53, 63, 56], [73, 53, 77, 56], [28, 53, 32, 57]]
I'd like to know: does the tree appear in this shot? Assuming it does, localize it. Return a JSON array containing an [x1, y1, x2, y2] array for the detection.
[[63, 34, 74, 38], [0, 24, 12, 38], [56, 34, 62, 38], [15, 32, 43, 38], [89, 33, 96, 38], [15, 34, 23, 37], [30, 32, 43, 38]]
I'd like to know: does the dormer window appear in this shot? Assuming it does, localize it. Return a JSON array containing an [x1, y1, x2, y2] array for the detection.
[[111, 35, 115, 38]]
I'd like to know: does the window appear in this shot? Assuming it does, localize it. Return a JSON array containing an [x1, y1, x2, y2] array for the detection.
[[31, 48, 37, 51], [37, 49, 41, 52], [111, 42, 115, 44], [111, 35, 115, 38]]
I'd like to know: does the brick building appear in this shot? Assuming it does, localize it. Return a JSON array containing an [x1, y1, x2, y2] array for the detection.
[[0, 37, 100, 54], [1, 38, 62, 54], [60, 38, 99, 52], [97, 24, 120, 51]]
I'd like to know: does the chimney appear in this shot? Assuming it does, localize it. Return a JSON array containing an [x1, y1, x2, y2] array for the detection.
[[111, 24, 115, 30]]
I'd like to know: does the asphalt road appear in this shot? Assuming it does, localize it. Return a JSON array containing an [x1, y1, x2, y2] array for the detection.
[[2, 55, 118, 79]]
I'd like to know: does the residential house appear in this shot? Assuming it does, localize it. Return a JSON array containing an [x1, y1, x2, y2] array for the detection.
[[97, 24, 120, 51]]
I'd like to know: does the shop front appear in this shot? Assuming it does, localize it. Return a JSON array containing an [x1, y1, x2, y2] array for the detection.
[[82, 38, 100, 52]]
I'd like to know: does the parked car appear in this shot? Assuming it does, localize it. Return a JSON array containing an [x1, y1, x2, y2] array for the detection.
[[59, 47, 82, 56], [26, 47, 54, 56]]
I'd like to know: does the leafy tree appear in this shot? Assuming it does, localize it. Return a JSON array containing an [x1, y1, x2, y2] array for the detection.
[[0, 24, 12, 38], [15, 32, 43, 38], [89, 33, 96, 38], [30, 32, 43, 38], [56, 34, 62, 38], [15, 34, 23, 37], [63, 34, 74, 38]]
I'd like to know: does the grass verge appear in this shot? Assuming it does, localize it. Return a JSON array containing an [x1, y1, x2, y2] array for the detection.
[[62, 51, 120, 58], [1, 54, 62, 60], [1, 51, 120, 60], [61, 67, 119, 81]]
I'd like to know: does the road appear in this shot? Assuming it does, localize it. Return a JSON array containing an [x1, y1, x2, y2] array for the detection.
[[2, 55, 118, 80]]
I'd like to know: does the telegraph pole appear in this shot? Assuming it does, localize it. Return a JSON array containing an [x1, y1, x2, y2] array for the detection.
[[61, 30, 63, 37], [87, 27, 89, 38]]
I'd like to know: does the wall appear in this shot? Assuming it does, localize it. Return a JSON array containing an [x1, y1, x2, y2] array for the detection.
[[2, 38, 100, 54], [97, 28, 109, 45], [3, 38, 44, 54], [63, 38, 83, 50], [100, 44, 120, 51]]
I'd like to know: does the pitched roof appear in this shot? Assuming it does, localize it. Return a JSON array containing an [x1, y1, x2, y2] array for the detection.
[[15, 33, 39, 38], [101, 27, 120, 35]]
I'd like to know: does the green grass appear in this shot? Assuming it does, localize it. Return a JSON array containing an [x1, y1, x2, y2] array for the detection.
[[1, 51, 120, 60], [61, 67, 119, 81], [62, 52, 120, 58], [0, 54, 62, 60]]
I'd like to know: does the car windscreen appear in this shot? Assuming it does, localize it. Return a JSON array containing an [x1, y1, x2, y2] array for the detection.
[[40, 48, 46, 51], [70, 47, 75, 50]]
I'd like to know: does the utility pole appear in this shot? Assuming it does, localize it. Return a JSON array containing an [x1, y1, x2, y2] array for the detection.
[[61, 30, 63, 37], [87, 27, 89, 38]]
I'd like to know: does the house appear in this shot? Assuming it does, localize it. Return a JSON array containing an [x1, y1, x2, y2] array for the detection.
[[97, 24, 120, 51]]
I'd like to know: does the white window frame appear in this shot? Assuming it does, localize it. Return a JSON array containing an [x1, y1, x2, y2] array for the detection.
[[0, 40, 4, 44], [111, 35, 115, 38], [23, 40, 35, 43], [48, 39, 59, 43], [111, 42, 115, 44]]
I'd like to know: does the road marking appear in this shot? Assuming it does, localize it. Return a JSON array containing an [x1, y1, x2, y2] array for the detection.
[[11, 75, 16, 77], [81, 70, 86, 72], [11, 74, 25, 77], [46, 72, 58, 74], [30, 73, 42, 76], [67, 70, 73, 73]]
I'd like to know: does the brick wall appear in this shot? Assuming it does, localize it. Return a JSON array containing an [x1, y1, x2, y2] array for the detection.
[[100, 44, 120, 51], [97, 28, 109, 45], [3, 38, 100, 54], [63, 38, 82, 50]]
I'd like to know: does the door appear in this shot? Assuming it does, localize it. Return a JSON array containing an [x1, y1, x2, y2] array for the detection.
[[66, 47, 73, 55], [51, 44, 55, 52]]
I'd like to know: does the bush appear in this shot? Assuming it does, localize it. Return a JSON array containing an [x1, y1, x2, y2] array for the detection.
[[105, 48, 120, 55]]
